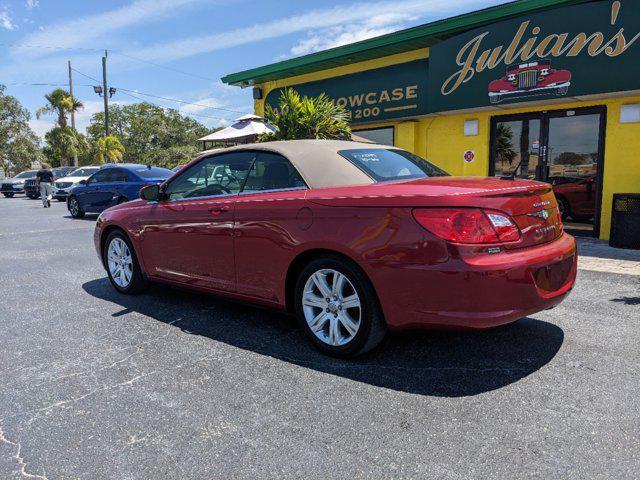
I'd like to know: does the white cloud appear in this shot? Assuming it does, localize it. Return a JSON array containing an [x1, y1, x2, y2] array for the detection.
[[12, 0, 207, 58], [25, 0, 39, 10], [126, 0, 500, 64], [178, 96, 226, 115], [288, 13, 419, 57], [1, 7, 17, 30]]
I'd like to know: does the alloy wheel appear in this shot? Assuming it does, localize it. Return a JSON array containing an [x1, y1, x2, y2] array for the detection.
[[107, 237, 133, 288], [69, 198, 79, 216], [302, 268, 361, 346]]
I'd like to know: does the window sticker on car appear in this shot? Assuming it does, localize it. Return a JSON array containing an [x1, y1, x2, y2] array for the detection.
[[352, 153, 381, 163]]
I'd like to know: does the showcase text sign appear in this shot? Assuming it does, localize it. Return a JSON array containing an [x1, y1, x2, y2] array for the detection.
[[265, 59, 429, 123]]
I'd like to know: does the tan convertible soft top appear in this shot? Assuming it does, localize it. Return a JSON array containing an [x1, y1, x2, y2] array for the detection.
[[197, 139, 401, 189]]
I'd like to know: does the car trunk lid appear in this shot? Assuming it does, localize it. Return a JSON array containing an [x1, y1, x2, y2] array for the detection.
[[307, 177, 563, 249]]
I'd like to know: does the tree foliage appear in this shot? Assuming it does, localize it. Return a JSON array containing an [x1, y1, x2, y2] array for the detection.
[[35, 88, 83, 128], [43, 127, 91, 167], [495, 123, 517, 166], [87, 102, 209, 168], [259, 88, 351, 142], [95, 136, 125, 164], [0, 85, 41, 174]]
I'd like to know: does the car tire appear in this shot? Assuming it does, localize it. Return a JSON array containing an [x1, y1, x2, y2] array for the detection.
[[27, 194, 38, 200], [68, 196, 85, 218], [103, 230, 148, 295], [3, 193, 14, 198], [294, 255, 386, 357]]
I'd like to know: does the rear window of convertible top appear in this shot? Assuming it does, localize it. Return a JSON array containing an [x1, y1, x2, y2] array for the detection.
[[338, 149, 448, 182]]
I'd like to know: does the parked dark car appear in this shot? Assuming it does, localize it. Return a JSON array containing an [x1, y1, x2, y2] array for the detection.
[[24, 167, 76, 199], [67, 164, 172, 218], [1, 170, 37, 197]]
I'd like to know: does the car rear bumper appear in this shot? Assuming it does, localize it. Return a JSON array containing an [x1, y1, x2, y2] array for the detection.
[[375, 233, 577, 330]]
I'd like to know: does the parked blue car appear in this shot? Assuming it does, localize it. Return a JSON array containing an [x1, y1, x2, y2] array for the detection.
[[67, 164, 172, 218]]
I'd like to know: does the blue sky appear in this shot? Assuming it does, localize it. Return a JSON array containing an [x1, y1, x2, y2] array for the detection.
[[0, 0, 508, 138]]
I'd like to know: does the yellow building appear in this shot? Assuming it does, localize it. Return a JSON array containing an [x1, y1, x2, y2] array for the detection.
[[223, 0, 640, 240]]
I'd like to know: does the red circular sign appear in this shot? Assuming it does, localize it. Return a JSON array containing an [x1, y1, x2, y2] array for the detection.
[[464, 150, 475, 163]]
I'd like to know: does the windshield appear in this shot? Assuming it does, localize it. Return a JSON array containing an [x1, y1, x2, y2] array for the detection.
[[339, 149, 448, 182], [15, 171, 37, 179], [53, 168, 71, 177], [133, 167, 172, 179], [68, 167, 99, 177]]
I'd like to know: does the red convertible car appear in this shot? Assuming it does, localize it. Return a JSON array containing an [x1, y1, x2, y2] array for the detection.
[[94, 141, 577, 356]]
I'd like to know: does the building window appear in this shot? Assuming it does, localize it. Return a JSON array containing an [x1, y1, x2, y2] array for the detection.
[[352, 127, 394, 146]]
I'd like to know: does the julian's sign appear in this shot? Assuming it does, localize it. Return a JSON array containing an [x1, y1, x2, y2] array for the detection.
[[428, 1, 640, 112]]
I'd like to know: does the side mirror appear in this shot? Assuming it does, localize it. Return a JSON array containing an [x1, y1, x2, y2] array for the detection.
[[79, 179, 87, 185], [140, 184, 160, 201]]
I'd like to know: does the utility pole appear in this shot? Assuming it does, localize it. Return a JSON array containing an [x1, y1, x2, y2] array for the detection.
[[102, 50, 109, 137], [68, 60, 78, 166]]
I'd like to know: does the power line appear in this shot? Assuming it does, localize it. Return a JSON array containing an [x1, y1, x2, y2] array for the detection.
[[115, 87, 246, 114], [2, 82, 93, 87], [116, 89, 232, 122], [0, 42, 104, 53], [72, 67, 246, 115], [2, 42, 218, 83], [112, 51, 219, 82], [71, 67, 101, 83]]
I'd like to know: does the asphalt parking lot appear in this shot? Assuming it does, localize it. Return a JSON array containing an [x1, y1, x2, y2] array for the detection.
[[1, 196, 639, 479]]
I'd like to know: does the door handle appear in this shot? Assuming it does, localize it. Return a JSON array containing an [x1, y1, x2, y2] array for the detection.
[[208, 205, 230, 215]]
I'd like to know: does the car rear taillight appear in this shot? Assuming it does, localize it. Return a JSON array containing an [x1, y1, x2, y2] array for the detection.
[[412, 208, 521, 244]]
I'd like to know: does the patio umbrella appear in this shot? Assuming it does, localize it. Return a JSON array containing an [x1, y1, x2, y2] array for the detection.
[[198, 114, 276, 148]]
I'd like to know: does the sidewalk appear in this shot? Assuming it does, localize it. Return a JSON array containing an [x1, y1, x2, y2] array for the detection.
[[576, 236, 640, 276]]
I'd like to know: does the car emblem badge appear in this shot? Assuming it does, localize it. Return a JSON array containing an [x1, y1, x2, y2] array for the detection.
[[528, 210, 550, 220]]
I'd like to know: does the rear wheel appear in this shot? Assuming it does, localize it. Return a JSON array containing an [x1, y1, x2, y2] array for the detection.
[[294, 256, 386, 357], [68, 196, 85, 218], [103, 231, 147, 294]]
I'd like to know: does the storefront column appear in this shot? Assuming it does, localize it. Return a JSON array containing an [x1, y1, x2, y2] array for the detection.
[[395, 121, 417, 152]]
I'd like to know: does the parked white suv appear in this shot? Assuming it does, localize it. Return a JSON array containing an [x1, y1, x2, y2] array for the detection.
[[53, 166, 101, 201], [1, 170, 37, 197]]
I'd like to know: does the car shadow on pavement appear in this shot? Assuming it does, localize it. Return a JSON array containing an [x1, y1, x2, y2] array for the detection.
[[83, 278, 564, 397]]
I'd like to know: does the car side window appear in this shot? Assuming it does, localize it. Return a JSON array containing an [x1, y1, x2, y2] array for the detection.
[[242, 152, 306, 193], [107, 169, 129, 183], [87, 170, 111, 184], [164, 152, 256, 201]]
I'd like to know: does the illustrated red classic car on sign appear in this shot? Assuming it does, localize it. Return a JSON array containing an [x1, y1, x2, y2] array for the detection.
[[488, 61, 572, 104]]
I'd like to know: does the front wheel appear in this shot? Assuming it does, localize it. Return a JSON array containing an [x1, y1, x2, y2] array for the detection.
[[295, 256, 386, 357], [68, 196, 85, 218], [2, 193, 14, 198], [103, 231, 148, 294]]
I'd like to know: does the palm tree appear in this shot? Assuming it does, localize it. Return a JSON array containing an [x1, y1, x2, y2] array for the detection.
[[36, 88, 83, 128], [495, 123, 517, 166], [94, 136, 125, 164], [259, 88, 351, 142]]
